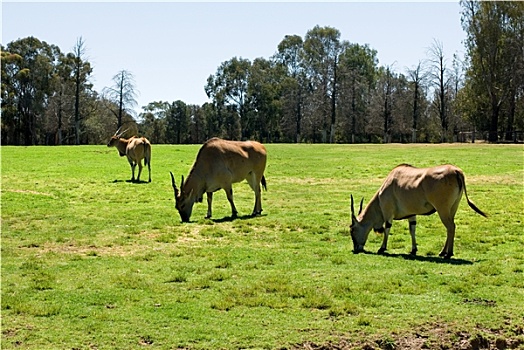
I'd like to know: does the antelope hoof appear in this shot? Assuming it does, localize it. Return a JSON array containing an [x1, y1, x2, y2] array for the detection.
[[439, 251, 453, 259], [353, 245, 365, 254], [377, 247, 387, 255], [410, 249, 418, 256]]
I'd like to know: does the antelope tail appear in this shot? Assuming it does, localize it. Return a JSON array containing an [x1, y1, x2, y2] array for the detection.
[[143, 142, 151, 166], [457, 171, 488, 218], [261, 175, 267, 191]]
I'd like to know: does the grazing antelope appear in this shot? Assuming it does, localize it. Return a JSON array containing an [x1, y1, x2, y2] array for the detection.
[[170, 137, 267, 222], [350, 164, 487, 258], [107, 127, 152, 183]]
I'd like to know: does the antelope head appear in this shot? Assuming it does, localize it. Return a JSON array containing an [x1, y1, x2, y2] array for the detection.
[[107, 126, 129, 147], [170, 172, 195, 223]]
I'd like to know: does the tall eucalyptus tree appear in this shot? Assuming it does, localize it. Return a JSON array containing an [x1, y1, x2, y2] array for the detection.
[[338, 43, 378, 143], [205, 57, 251, 140], [248, 57, 284, 142], [302, 26, 343, 143], [460, 1, 524, 142], [1, 37, 60, 145], [274, 34, 305, 142]]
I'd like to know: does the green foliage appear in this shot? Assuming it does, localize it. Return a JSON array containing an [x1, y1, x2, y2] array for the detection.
[[460, 1, 524, 141], [1, 144, 523, 349], [4, 10, 524, 146]]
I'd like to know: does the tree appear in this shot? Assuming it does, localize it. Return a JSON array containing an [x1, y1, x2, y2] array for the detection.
[[460, 1, 524, 142], [338, 43, 378, 143], [1, 49, 22, 145], [166, 100, 188, 144], [71, 37, 92, 144], [406, 61, 428, 142], [381, 66, 395, 143], [139, 101, 170, 144], [427, 39, 450, 142], [187, 104, 206, 143], [103, 69, 138, 129], [1, 37, 60, 145], [48, 53, 70, 145], [248, 57, 284, 142], [201, 102, 222, 140], [302, 26, 343, 143], [46, 37, 94, 145], [205, 57, 251, 140], [274, 34, 305, 142], [447, 54, 471, 140], [83, 96, 115, 145]]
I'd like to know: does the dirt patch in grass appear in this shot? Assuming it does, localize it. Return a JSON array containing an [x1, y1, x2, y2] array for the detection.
[[6, 189, 55, 197], [469, 174, 523, 186], [20, 241, 142, 257], [295, 321, 524, 350]]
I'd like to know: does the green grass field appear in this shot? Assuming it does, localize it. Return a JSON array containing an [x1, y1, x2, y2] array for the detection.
[[2, 143, 523, 349]]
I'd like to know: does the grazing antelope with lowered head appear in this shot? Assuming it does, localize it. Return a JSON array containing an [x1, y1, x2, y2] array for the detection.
[[350, 164, 487, 259], [107, 127, 152, 183], [170, 137, 267, 222]]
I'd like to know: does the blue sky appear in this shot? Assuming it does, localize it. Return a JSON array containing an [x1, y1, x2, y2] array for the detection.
[[2, 2, 465, 112]]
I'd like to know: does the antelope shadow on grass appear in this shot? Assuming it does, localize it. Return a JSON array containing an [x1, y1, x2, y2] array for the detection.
[[177, 214, 266, 224], [359, 251, 474, 265], [111, 179, 150, 184], [211, 213, 267, 223]]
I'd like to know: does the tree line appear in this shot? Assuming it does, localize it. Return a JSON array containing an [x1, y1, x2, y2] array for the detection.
[[2, 1, 523, 145]]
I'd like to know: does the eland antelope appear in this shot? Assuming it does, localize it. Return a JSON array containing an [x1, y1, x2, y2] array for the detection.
[[170, 137, 267, 222], [107, 127, 152, 183], [350, 164, 487, 258]]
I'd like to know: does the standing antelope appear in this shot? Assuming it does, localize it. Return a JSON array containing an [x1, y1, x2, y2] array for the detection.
[[107, 127, 152, 183], [350, 164, 487, 258], [170, 137, 267, 222]]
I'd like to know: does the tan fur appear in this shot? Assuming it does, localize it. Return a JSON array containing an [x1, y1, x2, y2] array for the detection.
[[171, 137, 267, 222], [350, 164, 487, 258], [107, 135, 151, 182]]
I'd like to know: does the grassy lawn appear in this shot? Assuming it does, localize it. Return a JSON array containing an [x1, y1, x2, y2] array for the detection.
[[2, 143, 523, 349]]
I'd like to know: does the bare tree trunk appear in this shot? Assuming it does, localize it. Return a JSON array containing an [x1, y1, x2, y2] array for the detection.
[[350, 80, 356, 144], [489, 95, 500, 142], [73, 37, 87, 145], [329, 58, 337, 143], [295, 87, 302, 143]]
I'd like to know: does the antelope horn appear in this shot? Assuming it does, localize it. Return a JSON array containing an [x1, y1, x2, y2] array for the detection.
[[116, 128, 129, 138], [181, 175, 185, 189], [350, 194, 355, 218], [359, 198, 364, 215], [113, 126, 122, 136], [170, 172, 179, 196]]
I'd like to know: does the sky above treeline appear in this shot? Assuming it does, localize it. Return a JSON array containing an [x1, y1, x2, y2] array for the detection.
[[2, 1, 466, 112]]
